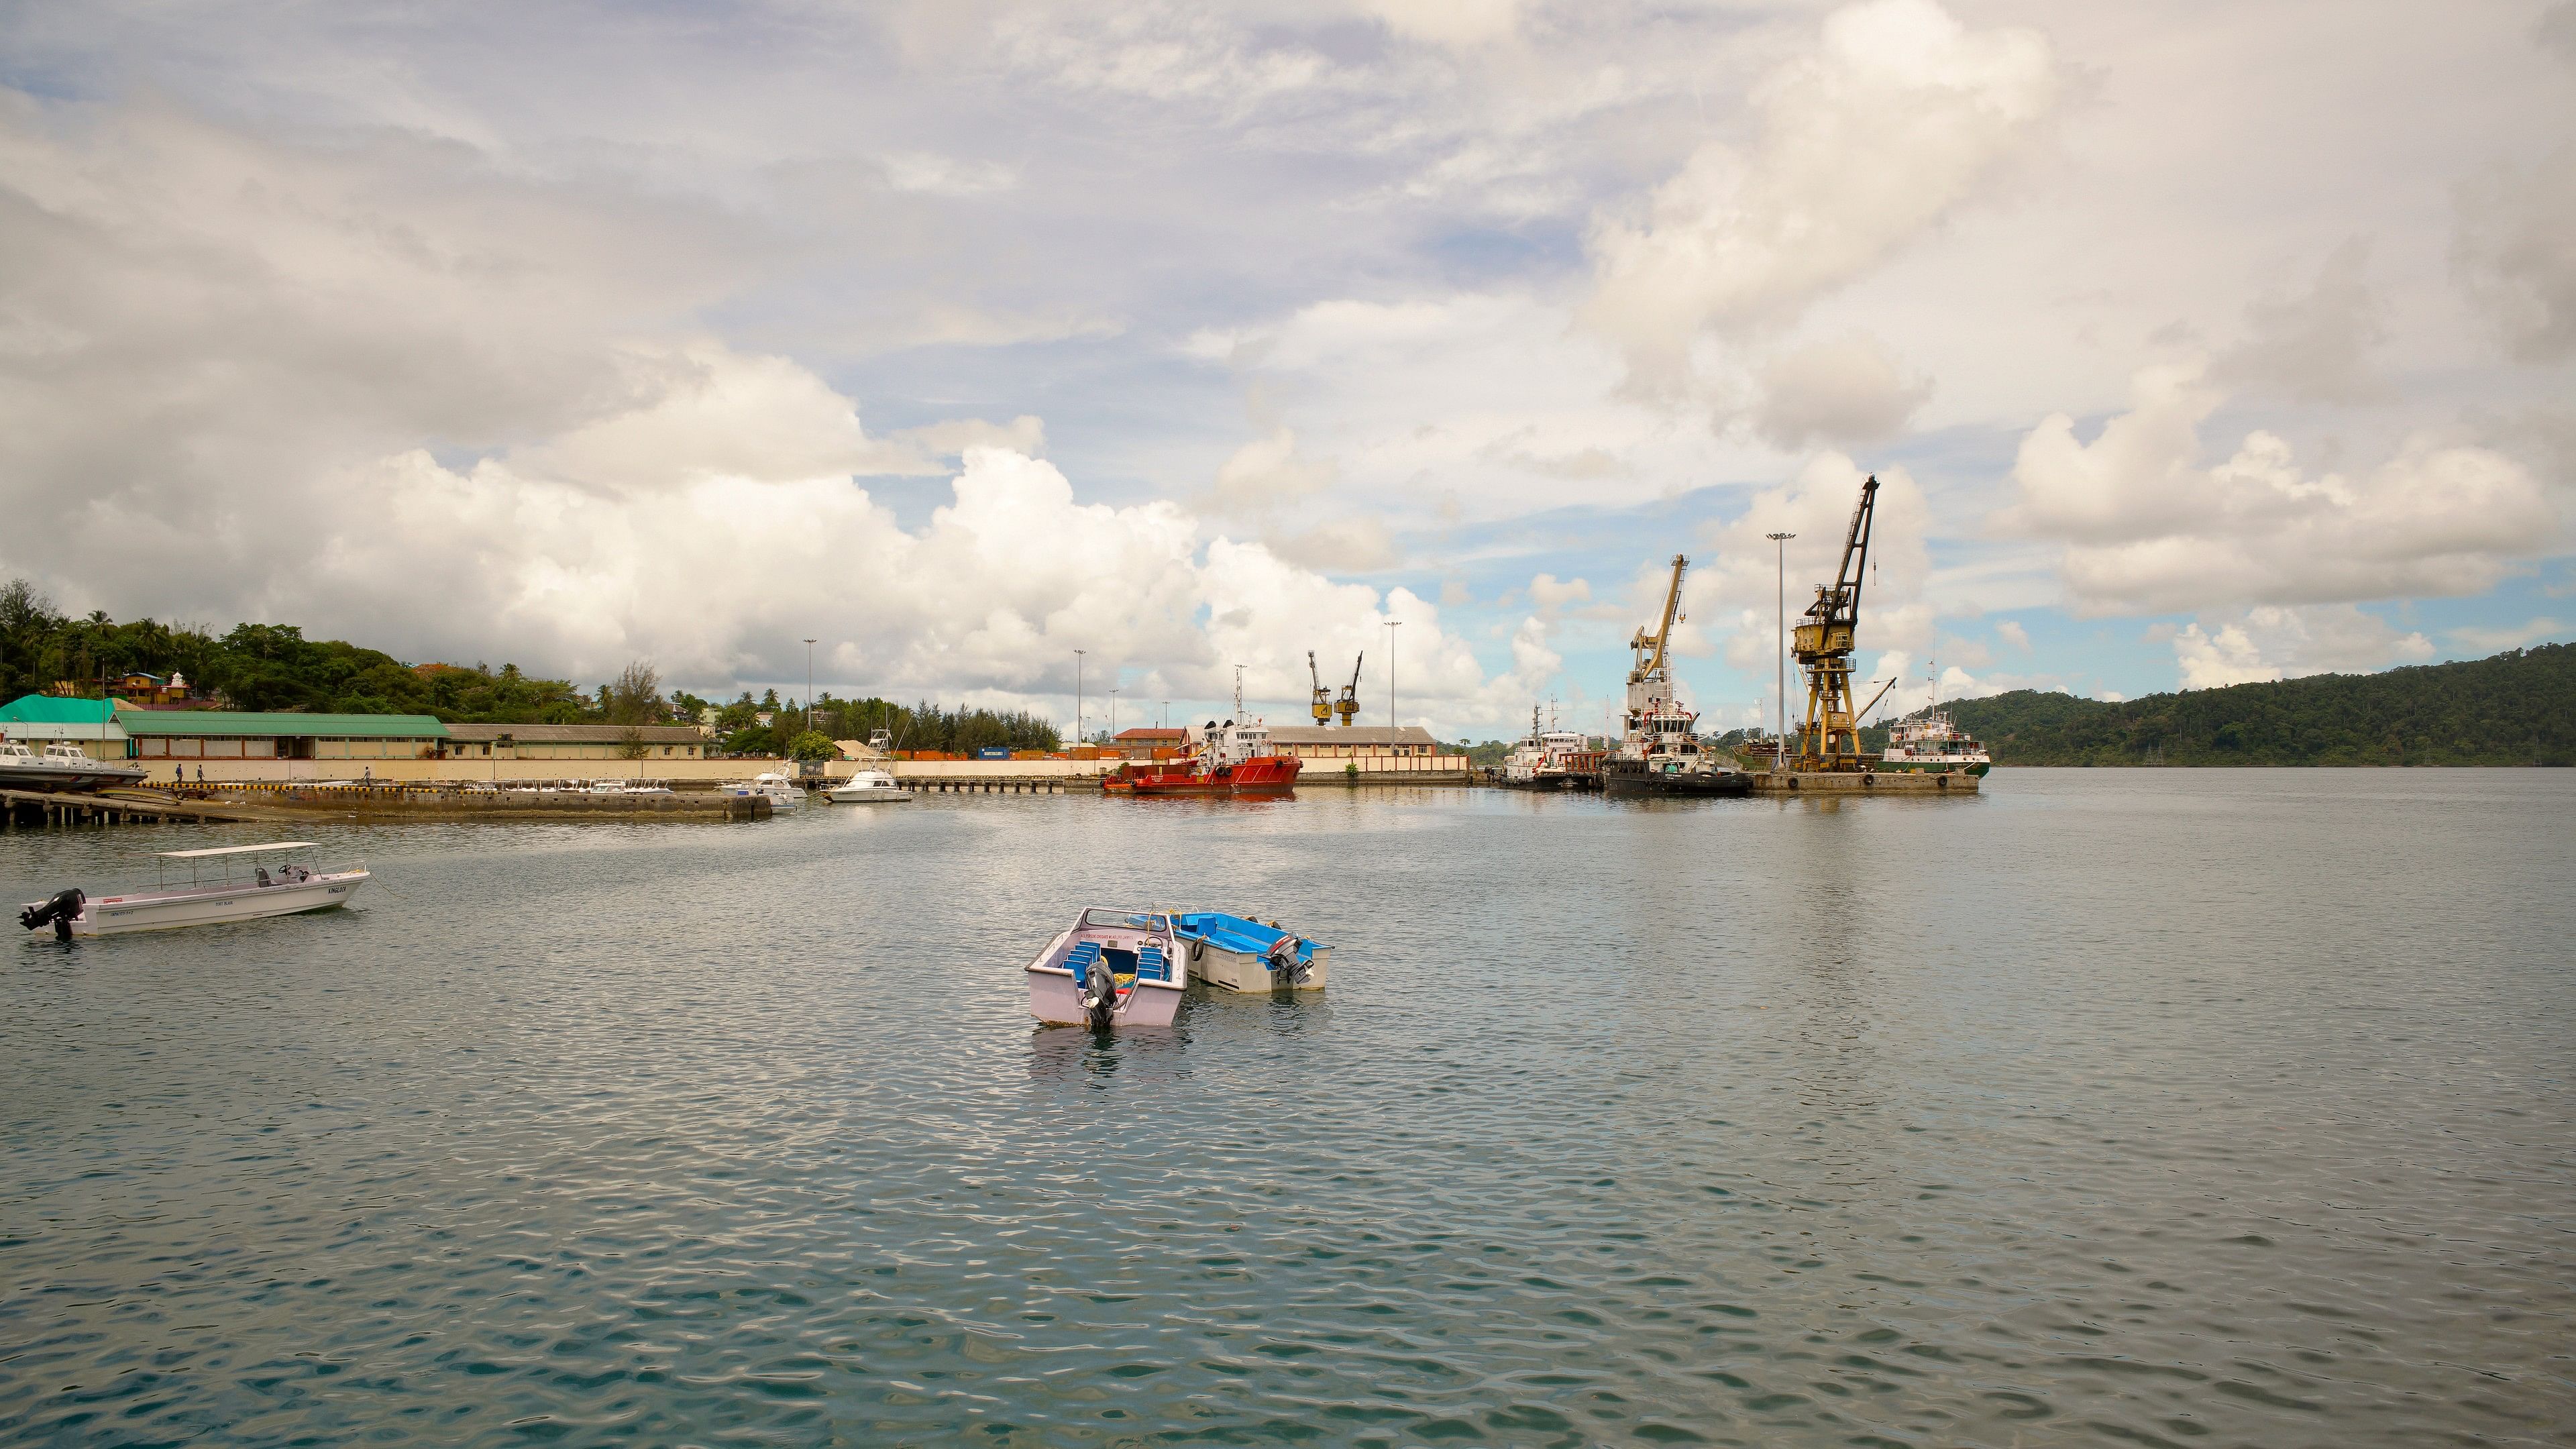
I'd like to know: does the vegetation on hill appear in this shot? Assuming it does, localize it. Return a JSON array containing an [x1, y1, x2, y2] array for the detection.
[[1942, 644, 2573, 765], [1, 580, 1059, 751]]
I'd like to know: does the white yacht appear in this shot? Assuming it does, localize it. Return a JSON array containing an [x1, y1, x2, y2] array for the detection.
[[827, 768, 912, 803], [18, 842, 367, 938], [720, 771, 806, 811]]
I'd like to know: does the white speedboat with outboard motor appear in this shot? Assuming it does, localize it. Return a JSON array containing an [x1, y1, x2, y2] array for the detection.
[[18, 842, 368, 939], [827, 768, 912, 803], [1026, 908, 1185, 1028], [0, 737, 150, 793]]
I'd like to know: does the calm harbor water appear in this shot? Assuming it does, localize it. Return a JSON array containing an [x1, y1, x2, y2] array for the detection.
[[3, 771, 2571, 1447]]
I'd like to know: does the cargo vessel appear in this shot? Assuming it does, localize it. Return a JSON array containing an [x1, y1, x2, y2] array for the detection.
[[1102, 718, 1301, 797]]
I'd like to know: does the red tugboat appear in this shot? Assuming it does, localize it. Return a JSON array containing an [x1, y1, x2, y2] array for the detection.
[[1102, 718, 1303, 797]]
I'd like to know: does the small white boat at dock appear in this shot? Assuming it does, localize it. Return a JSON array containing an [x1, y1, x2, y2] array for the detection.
[[719, 772, 806, 811], [18, 842, 368, 939], [826, 769, 912, 803]]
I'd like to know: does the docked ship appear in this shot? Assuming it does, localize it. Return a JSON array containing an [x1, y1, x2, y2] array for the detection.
[[1497, 707, 1599, 790], [1102, 718, 1301, 797], [0, 737, 149, 793], [1879, 705, 1991, 776], [1599, 556, 1752, 799]]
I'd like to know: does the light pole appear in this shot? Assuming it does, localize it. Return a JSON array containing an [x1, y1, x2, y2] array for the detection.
[[1387, 620, 1403, 729], [1162, 700, 1169, 730], [1109, 687, 1120, 739], [803, 638, 816, 738], [1074, 649, 1086, 745], [1766, 532, 1794, 769]]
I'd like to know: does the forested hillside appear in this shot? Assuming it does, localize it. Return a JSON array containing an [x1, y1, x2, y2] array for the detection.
[[1945, 644, 2573, 765]]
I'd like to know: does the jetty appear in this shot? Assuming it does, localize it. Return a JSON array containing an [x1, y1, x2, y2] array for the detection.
[[3, 787, 276, 828], [1747, 769, 1978, 795]]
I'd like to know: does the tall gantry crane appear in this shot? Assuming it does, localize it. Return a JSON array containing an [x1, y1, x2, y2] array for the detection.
[[1625, 555, 1688, 736], [1791, 474, 1880, 768], [1307, 651, 1333, 726], [1335, 653, 1364, 727]]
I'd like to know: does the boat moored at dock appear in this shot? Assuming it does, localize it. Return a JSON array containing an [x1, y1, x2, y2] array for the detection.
[[1102, 720, 1301, 797], [1026, 908, 1185, 1027], [1175, 912, 1330, 992], [18, 842, 367, 938], [0, 737, 148, 794], [1879, 705, 1992, 776], [826, 768, 913, 802], [720, 771, 806, 811]]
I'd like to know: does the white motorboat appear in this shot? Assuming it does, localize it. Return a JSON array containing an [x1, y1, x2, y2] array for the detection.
[[18, 842, 368, 939], [826, 768, 912, 803], [0, 737, 149, 793], [719, 771, 805, 811], [1173, 911, 1331, 992]]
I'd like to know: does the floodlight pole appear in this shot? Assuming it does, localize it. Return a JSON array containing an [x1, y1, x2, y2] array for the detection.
[[1767, 532, 1794, 771], [1387, 620, 1403, 729], [803, 639, 816, 738], [1075, 649, 1085, 745]]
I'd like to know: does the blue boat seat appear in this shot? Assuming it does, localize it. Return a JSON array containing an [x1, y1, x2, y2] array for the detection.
[[1065, 940, 1102, 975], [1136, 945, 1169, 983]]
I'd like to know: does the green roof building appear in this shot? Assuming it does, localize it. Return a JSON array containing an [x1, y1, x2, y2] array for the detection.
[[118, 711, 449, 761], [0, 695, 127, 757]]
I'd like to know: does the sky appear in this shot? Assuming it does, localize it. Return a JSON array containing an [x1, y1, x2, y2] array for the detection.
[[1, 0, 2569, 740]]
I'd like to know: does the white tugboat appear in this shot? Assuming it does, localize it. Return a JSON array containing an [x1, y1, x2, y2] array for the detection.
[[1879, 706, 1991, 775], [1498, 706, 1598, 790]]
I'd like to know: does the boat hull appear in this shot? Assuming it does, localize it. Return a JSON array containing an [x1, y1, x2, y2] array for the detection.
[[826, 787, 914, 802], [58, 871, 368, 936], [1878, 759, 1990, 777], [1028, 971, 1183, 1026], [1190, 941, 1331, 993], [1600, 761, 1754, 798], [0, 761, 151, 794]]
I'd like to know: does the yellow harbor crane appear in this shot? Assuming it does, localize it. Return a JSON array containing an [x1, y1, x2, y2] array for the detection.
[[1790, 474, 1881, 769], [1335, 653, 1364, 727], [1307, 651, 1333, 726], [1625, 554, 1688, 735]]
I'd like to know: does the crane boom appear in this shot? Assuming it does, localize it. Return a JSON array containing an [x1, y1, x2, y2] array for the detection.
[[1307, 651, 1332, 725], [1334, 652, 1364, 727], [1627, 554, 1687, 683], [1789, 474, 1881, 768]]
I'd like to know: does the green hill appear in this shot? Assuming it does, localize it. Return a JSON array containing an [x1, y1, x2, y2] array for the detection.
[[1943, 644, 2573, 766]]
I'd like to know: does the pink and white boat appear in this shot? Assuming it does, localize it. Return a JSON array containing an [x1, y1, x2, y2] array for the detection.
[[1025, 908, 1185, 1028]]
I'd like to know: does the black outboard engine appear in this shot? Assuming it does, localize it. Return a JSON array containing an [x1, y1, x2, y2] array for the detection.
[[19, 888, 85, 941], [1080, 957, 1120, 1030], [1267, 934, 1311, 987]]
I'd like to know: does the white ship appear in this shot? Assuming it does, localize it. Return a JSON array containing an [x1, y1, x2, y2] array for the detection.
[[1498, 706, 1596, 790], [1880, 706, 1991, 775]]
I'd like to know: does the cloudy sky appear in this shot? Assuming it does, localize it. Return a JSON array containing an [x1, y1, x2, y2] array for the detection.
[[2, 1, 2569, 737]]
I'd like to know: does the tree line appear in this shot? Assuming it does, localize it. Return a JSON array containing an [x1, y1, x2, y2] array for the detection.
[[1942, 644, 2573, 766], [1, 580, 1060, 753]]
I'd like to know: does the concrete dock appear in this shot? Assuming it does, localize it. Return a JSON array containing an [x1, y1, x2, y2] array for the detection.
[[1747, 769, 1980, 795]]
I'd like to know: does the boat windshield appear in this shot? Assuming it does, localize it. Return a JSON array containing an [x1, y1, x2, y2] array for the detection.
[[1081, 908, 1169, 932]]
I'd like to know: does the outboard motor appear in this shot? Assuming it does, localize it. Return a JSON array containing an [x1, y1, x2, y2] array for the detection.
[[1079, 957, 1120, 1030], [1266, 934, 1312, 987], [19, 888, 85, 941]]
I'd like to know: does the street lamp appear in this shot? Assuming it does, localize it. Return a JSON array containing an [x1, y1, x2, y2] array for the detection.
[[1386, 620, 1403, 729], [803, 638, 816, 738], [1074, 649, 1086, 745], [1109, 687, 1120, 739], [1766, 533, 1794, 770]]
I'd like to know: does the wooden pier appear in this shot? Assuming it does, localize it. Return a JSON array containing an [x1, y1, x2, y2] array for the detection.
[[3, 787, 273, 828]]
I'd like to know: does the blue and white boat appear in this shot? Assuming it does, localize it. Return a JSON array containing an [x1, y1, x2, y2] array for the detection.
[[1174, 912, 1330, 993]]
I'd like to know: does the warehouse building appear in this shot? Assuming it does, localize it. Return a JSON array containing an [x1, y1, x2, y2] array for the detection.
[[442, 722, 708, 761], [120, 711, 450, 760], [1260, 725, 1470, 780]]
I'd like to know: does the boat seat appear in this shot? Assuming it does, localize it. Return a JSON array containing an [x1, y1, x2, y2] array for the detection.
[[1136, 945, 1169, 983], [1065, 941, 1103, 975]]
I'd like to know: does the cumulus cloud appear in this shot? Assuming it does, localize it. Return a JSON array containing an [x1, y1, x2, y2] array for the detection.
[[2455, 144, 2576, 362], [1996, 619, 2031, 651], [1583, 0, 2058, 392], [1359, 0, 1521, 48], [1999, 362, 2561, 614], [2216, 237, 2389, 402], [2172, 605, 2433, 690], [1752, 334, 1931, 448], [1207, 427, 1336, 517], [1528, 573, 1591, 612], [0, 91, 1546, 731]]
